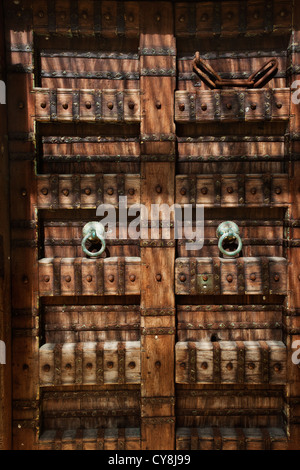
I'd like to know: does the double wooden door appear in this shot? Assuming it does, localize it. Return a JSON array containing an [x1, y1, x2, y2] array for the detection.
[[0, 0, 300, 450]]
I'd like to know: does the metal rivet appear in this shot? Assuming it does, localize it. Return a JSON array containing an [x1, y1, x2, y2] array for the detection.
[[21, 188, 27, 197], [273, 274, 280, 282], [38, 10, 44, 18], [226, 103, 232, 110], [180, 362, 186, 370], [179, 15, 185, 22], [62, 103, 68, 110], [22, 275, 29, 284], [179, 274, 186, 282], [85, 101, 92, 109], [201, 187, 208, 195], [201, 13, 208, 22], [156, 185, 162, 194], [107, 361, 114, 369], [22, 364, 29, 371], [226, 362, 233, 370], [155, 361, 161, 369], [16, 10, 22, 17], [128, 361, 136, 369], [65, 363, 72, 370], [250, 273, 256, 281], [202, 275, 208, 281], [156, 274, 162, 282], [201, 103, 207, 111], [251, 187, 257, 195], [155, 13, 161, 21], [43, 364, 50, 372], [128, 14, 134, 22], [107, 188, 114, 195], [108, 274, 114, 282], [104, 13, 111, 20], [86, 362, 93, 370], [180, 188, 187, 196], [179, 103, 185, 111], [84, 188, 91, 195], [227, 274, 233, 283], [156, 101, 161, 109], [60, 12, 66, 20], [129, 274, 136, 282], [276, 102, 282, 109], [248, 362, 256, 370], [65, 275, 71, 283], [253, 11, 260, 19], [128, 101, 135, 110], [274, 363, 282, 372], [86, 275, 92, 283], [44, 275, 50, 283], [227, 187, 234, 194], [201, 362, 208, 370], [250, 103, 257, 110], [107, 102, 114, 110], [227, 11, 233, 19], [274, 187, 282, 195], [81, 11, 88, 20], [62, 189, 69, 197], [280, 9, 287, 17], [40, 102, 47, 109], [18, 101, 24, 109]]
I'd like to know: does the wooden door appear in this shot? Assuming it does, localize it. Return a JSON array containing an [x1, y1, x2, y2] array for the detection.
[[0, 0, 300, 451]]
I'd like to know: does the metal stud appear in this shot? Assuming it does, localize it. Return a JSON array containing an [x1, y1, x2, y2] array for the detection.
[[179, 103, 185, 111], [201, 187, 208, 195], [84, 188, 91, 195], [108, 274, 114, 282], [179, 274, 186, 282], [156, 274, 162, 282], [227, 187, 234, 194], [128, 188, 135, 196], [107, 188, 114, 196], [65, 275, 71, 283], [62, 189, 69, 197], [156, 185, 162, 194], [180, 188, 187, 196], [107, 102, 114, 110], [201, 104, 207, 111], [129, 274, 136, 282], [227, 274, 233, 283]]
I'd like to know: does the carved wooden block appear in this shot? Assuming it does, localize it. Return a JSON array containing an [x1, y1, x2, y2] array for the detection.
[[33, 88, 141, 122], [39, 341, 141, 385], [175, 257, 287, 295], [176, 427, 287, 450], [175, 89, 290, 122], [175, 340, 286, 384], [38, 257, 141, 296]]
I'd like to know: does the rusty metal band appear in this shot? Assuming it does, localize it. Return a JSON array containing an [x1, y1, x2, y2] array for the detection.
[[44, 409, 139, 418], [75, 343, 83, 384], [117, 91, 124, 121], [187, 2, 196, 33], [116, 1, 125, 35], [189, 94, 196, 121], [95, 91, 102, 120], [214, 91, 221, 120], [53, 344, 63, 385], [239, 0, 247, 33], [43, 390, 140, 400], [264, 90, 272, 120], [261, 257, 270, 295], [177, 409, 281, 417], [264, 0, 273, 32], [141, 68, 175, 77], [72, 91, 80, 121], [214, 175, 221, 206], [213, 258, 221, 294], [95, 174, 104, 206], [75, 428, 83, 450], [261, 428, 271, 450], [188, 342, 197, 383], [262, 173, 272, 204], [94, 0, 102, 33], [96, 342, 104, 384], [238, 92, 245, 119], [72, 175, 81, 208], [53, 259, 61, 296], [141, 327, 175, 335], [189, 258, 197, 295], [260, 341, 270, 383], [118, 342, 126, 384], [97, 428, 105, 450], [117, 258, 125, 295], [43, 136, 138, 144], [141, 155, 175, 162], [70, 0, 79, 32], [189, 176, 196, 204], [96, 259, 104, 295], [42, 71, 140, 79], [139, 47, 176, 56], [237, 259, 245, 294], [213, 427, 223, 450], [49, 175, 59, 209], [237, 174, 245, 204], [49, 90, 57, 121], [140, 133, 176, 142], [74, 259, 82, 296], [140, 308, 175, 317], [47, 0, 56, 32], [236, 341, 245, 383], [141, 397, 175, 406], [213, 342, 221, 383], [236, 428, 246, 450], [178, 136, 285, 143], [52, 429, 64, 451], [190, 428, 198, 450], [117, 428, 125, 450], [178, 321, 282, 330], [13, 400, 39, 410], [140, 240, 176, 248], [142, 417, 175, 425]]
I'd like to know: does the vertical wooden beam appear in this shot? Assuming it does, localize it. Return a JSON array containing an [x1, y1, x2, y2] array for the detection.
[[286, 1, 300, 450], [139, 1, 176, 450], [0, 0, 11, 451]]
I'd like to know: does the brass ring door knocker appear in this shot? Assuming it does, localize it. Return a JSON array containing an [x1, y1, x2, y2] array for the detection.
[[217, 221, 243, 257], [82, 222, 106, 258]]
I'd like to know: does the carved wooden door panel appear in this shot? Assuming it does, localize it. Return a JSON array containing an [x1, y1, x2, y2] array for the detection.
[[1, 0, 300, 451]]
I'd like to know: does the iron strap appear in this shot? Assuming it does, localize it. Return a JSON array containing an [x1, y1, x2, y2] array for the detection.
[[72, 175, 81, 208], [189, 259, 197, 295], [50, 175, 59, 209], [141, 328, 175, 335], [189, 94, 196, 121], [237, 259, 245, 294], [53, 259, 61, 296], [189, 176, 196, 205], [96, 259, 104, 295], [261, 257, 270, 295], [49, 90, 57, 121], [264, 90, 272, 120], [264, 0, 274, 33], [96, 342, 104, 385], [239, 0, 247, 34], [236, 341, 245, 383], [238, 174, 245, 204], [54, 344, 63, 385], [117, 258, 125, 295], [188, 342, 197, 383], [262, 173, 272, 204], [75, 343, 83, 384], [72, 91, 80, 121], [213, 342, 221, 383], [117, 428, 126, 450], [213, 258, 221, 295], [74, 259, 82, 295], [97, 429, 105, 450], [214, 175, 222, 206], [95, 91, 102, 120], [95, 174, 104, 207], [118, 342, 126, 384], [117, 91, 124, 121], [260, 341, 270, 383], [70, 0, 79, 33], [140, 308, 175, 317]]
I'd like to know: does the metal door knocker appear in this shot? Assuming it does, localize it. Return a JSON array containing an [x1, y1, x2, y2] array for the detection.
[[82, 222, 106, 258], [217, 221, 243, 257]]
